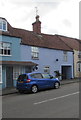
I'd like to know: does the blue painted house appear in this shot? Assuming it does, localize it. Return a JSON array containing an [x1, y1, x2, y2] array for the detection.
[[0, 17, 37, 89], [0, 16, 74, 89]]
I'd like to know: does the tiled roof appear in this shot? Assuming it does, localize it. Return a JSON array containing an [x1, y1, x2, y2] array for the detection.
[[0, 19, 74, 51], [56, 34, 81, 51]]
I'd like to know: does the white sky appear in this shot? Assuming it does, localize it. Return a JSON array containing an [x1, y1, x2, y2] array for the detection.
[[0, 0, 80, 39]]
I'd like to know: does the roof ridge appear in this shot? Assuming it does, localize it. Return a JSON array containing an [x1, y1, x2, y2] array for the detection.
[[55, 34, 80, 40], [13, 27, 32, 33], [56, 35, 73, 51]]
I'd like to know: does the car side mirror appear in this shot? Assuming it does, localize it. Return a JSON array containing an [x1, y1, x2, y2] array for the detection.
[[50, 75, 53, 79]]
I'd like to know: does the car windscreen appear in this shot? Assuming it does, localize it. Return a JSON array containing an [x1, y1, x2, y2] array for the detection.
[[17, 74, 28, 81]]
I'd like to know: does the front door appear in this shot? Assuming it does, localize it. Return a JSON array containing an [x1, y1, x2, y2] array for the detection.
[[62, 66, 72, 80], [62, 66, 67, 79], [6, 66, 13, 88]]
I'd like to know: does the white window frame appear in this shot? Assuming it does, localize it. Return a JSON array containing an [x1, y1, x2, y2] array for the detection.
[[63, 51, 68, 62], [77, 63, 81, 72], [0, 42, 11, 56], [0, 19, 7, 31], [44, 66, 50, 74], [78, 51, 81, 59], [0, 65, 2, 83], [31, 46, 39, 59]]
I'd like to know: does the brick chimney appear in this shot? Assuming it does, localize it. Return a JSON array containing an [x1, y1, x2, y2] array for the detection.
[[32, 15, 41, 34]]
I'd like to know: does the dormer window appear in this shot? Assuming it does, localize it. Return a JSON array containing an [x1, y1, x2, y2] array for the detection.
[[0, 19, 7, 31]]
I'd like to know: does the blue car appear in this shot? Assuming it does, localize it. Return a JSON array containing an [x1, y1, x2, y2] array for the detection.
[[16, 72, 60, 93]]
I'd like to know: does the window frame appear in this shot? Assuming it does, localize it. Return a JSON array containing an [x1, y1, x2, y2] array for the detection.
[[30, 73, 43, 79], [78, 51, 81, 59], [44, 66, 50, 74], [77, 63, 81, 72], [0, 65, 2, 83], [0, 42, 11, 56], [42, 74, 51, 79], [31, 46, 39, 59], [63, 51, 68, 62], [0, 19, 7, 31]]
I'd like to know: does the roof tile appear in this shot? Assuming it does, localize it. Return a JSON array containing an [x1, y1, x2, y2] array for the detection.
[[0, 20, 76, 51]]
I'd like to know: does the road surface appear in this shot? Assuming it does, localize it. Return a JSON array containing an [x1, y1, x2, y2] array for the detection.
[[2, 82, 79, 118]]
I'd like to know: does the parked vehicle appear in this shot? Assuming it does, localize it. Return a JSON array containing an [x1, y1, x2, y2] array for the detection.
[[16, 72, 60, 93]]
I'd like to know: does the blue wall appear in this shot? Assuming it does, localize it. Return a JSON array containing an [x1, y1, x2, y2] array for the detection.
[[21, 45, 74, 79], [0, 35, 21, 61], [0, 35, 21, 89], [0, 35, 74, 89]]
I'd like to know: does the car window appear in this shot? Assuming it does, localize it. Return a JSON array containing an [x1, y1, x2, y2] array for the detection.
[[30, 74, 36, 78], [42, 74, 51, 79], [17, 74, 28, 81], [30, 73, 43, 79]]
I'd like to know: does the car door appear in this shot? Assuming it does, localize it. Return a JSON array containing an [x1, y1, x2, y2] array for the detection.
[[30, 73, 48, 89], [42, 74, 54, 88], [35, 73, 48, 89]]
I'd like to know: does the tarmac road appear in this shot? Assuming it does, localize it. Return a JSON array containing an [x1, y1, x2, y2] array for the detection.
[[2, 82, 79, 118]]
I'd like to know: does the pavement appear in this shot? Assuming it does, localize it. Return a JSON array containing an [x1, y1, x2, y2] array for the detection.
[[1, 78, 80, 96]]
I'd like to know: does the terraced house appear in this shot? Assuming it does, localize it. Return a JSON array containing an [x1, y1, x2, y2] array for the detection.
[[0, 15, 74, 89], [55, 35, 81, 78]]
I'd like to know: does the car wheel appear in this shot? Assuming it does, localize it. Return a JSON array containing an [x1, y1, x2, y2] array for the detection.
[[31, 85, 38, 93], [54, 82, 60, 89]]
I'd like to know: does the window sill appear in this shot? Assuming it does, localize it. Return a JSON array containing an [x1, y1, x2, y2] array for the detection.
[[32, 58, 39, 60], [0, 29, 7, 32], [0, 55, 12, 57]]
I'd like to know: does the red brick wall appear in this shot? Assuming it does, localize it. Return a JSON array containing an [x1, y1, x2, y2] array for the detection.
[[32, 21, 41, 34]]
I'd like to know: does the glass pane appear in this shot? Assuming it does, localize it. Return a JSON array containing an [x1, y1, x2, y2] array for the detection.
[[42, 74, 50, 79], [31, 47, 39, 52], [4, 49, 7, 55], [8, 50, 10, 55], [3, 43, 7, 48], [31, 47, 34, 52], [1, 49, 3, 55], [0, 49, 1, 54], [3, 43, 10, 49], [36, 47, 38, 52], [0, 22, 2, 29], [35, 73, 43, 79], [3, 21, 6, 30], [44, 67, 50, 74], [18, 74, 27, 81]]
